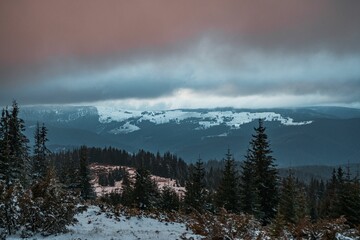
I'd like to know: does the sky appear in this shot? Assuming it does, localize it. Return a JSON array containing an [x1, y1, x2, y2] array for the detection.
[[1, 0, 360, 109]]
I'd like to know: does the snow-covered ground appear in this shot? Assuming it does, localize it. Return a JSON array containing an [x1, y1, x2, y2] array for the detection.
[[7, 206, 201, 240], [96, 107, 312, 134]]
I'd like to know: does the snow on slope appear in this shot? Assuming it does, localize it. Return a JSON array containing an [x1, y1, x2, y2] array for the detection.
[[96, 107, 312, 133], [8, 206, 201, 240], [90, 164, 186, 198], [108, 122, 140, 134]]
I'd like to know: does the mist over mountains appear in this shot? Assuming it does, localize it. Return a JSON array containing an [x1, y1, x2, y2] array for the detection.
[[19, 106, 360, 167]]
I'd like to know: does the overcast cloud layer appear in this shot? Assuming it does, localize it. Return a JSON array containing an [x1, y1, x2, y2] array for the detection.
[[1, 0, 360, 109]]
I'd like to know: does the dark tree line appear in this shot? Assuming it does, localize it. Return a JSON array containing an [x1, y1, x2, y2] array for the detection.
[[52, 147, 189, 186]]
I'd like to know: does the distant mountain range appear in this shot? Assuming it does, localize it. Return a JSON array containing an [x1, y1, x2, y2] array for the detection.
[[19, 106, 360, 167]]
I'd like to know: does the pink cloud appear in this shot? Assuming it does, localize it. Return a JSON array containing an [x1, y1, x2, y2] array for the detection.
[[1, 0, 358, 69]]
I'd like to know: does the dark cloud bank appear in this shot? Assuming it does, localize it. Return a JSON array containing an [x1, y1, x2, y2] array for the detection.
[[1, 0, 360, 107]]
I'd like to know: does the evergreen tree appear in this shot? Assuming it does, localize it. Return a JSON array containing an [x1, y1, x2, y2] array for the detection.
[[32, 122, 50, 181], [8, 101, 30, 186], [31, 165, 77, 234], [338, 179, 360, 226], [0, 181, 24, 235], [160, 186, 180, 211], [246, 119, 278, 224], [277, 170, 306, 224], [78, 146, 94, 200], [0, 107, 11, 185], [184, 157, 206, 212], [0, 102, 29, 187], [240, 150, 261, 217], [307, 178, 323, 222], [59, 152, 80, 191], [215, 149, 240, 213], [132, 166, 159, 210], [121, 169, 133, 207], [337, 169, 360, 226], [320, 168, 339, 219], [319, 167, 360, 225]]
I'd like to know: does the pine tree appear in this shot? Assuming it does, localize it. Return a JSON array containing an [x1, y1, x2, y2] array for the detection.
[[0, 102, 29, 187], [31, 165, 77, 234], [59, 152, 80, 191], [32, 122, 50, 181], [0, 107, 11, 185], [240, 150, 261, 217], [184, 157, 206, 212], [246, 119, 278, 224], [337, 169, 360, 226], [0, 181, 24, 235], [278, 171, 298, 224], [307, 178, 322, 222], [215, 149, 240, 213], [121, 169, 133, 207], [132, 166, 159, 210], [8, 101, 30, 186], [160, 186, 180, 211], [320, 168, 342, 219], [78, 146, 94, 200]]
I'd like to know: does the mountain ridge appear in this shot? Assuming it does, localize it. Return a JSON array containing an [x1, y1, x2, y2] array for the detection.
[[17, 105, 360, 167]]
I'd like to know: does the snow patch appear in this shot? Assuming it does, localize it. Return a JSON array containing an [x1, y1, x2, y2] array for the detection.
[[7, 205, 201, 240], [90, 164, 185, 198], [109, 122, 140, 134]]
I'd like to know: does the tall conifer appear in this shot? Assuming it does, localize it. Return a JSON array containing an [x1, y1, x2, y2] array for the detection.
[[33, 122, 50, 181], [184, 158, 206, 212], [78, 146, 94, 200], [245, 119, 278, 224], [215, 149, 240, 213], [240, 150, 261, 217]]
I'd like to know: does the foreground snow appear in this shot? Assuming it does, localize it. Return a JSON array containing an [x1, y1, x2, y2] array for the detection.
[[8, 206, 201, 240]]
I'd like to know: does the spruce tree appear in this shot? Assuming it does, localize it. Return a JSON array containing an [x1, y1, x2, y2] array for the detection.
[[60, 152, 80, 191], [215, 149, 240, 213], [132, 166, 159, 210], [320, 168, 339, 219], [0, 181, 24, 235], [240, 150, 261, 217], [184, 157, 206, 212], [31, 165, 77, 234], [8, 101, 30, 186], [160, 186, 180, 211], [78, 146, 94, 200], [121, 169, 133, 207], [0, 102, 29, 187], [337, 169, 360, 226], [246, 119, 278, 224], [32, 122, 50, 181], [0, 108, 11, 185], [277, 171, 301, 224]]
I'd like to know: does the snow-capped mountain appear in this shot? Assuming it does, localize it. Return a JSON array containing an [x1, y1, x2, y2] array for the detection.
[[96, 107, 312, 134], [19, 106, 360, 167]]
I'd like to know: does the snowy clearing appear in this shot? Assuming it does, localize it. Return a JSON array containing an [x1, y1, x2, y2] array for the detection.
[[90, 164, 186, 198], [7, 206, 201, 240]]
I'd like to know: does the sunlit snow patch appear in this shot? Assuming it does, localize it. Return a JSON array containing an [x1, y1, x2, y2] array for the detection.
[[96, 107, 312, 131]]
